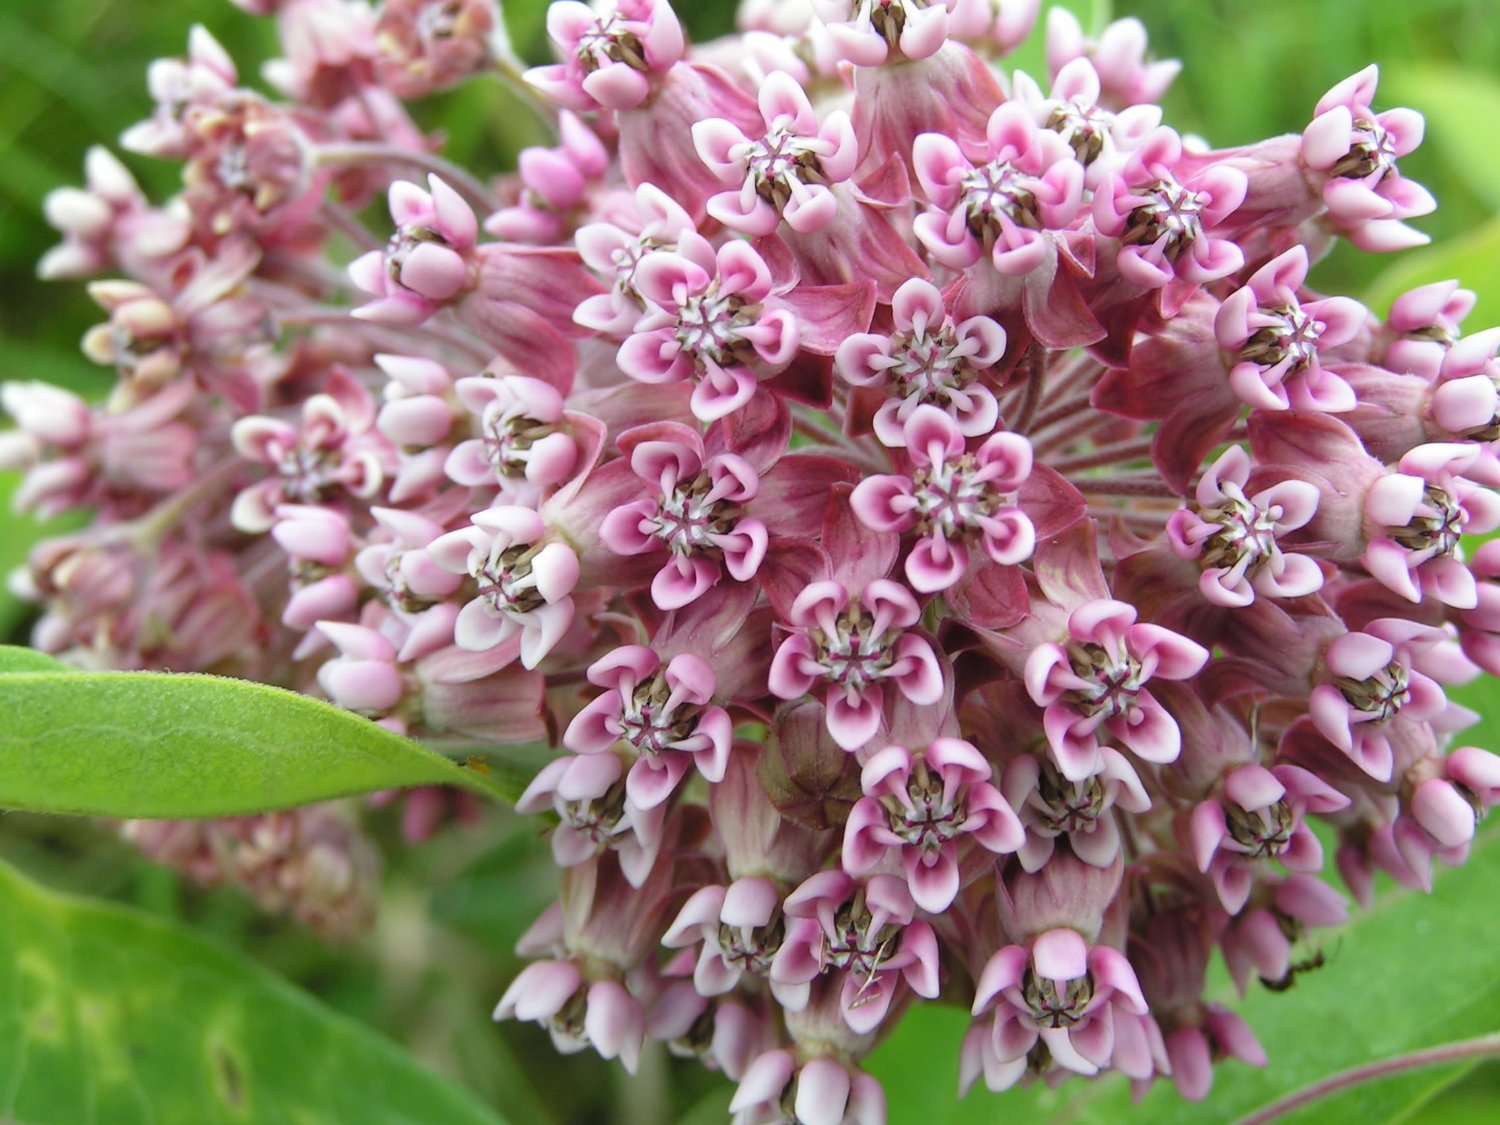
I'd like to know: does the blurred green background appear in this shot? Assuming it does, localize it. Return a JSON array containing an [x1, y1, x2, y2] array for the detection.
[[1, 0, 1499, 1121]]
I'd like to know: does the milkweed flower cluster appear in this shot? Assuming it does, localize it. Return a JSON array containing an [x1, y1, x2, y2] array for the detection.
[[9, 0, 1500, 1116]]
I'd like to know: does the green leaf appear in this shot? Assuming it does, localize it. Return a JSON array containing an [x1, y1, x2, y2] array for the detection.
[[871, 829, 1500, 1124], [0, 855, 505, 1125], [0, 645, 69, 674], [0, 646, 534, 815], [1364, 215, 1500, 326]]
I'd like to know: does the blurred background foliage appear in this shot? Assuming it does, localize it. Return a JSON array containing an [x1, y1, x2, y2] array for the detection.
[[0, 0, 1498, 1121]]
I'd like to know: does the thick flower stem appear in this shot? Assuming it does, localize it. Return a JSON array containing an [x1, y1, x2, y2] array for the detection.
[[1050, 437, 1158, 474], [1071, 476, 1178, 497], [1024, 391, 1096, 437], [312, 143, 502, 213], [272, 304, 492, 363], [1234, 1032, 1500, 1125]]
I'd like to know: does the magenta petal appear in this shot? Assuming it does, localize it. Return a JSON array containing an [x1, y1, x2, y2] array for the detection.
[[584, 981, 643, 1073], [663, 885, 728, 947], [731, 1051, 796, 1114], [625, 753, 691, 809], [795, 1059, 853, 1125], [1189, 800, 1228, 871], [826, 688, 883, 750], [906, 850, 960, 913], [843, 799, 892, 875], [1111, 692, 1182, 763], [839, 973, 896, 1035]]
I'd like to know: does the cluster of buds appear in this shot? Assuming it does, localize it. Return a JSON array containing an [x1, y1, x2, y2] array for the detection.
[[9, 0, 1500, 1118], [121, 805, 380, 939]]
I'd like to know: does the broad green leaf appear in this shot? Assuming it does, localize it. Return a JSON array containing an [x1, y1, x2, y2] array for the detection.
[[0, 646, 541, 815], [0, 645, 70, 674], [0, 855, 505, 1125], [1386, 67, 1500, 213], [1364, 216, 1500, 326], [871, 829, 1500, 1124]]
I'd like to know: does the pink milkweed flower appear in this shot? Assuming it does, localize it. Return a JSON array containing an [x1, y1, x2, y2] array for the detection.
[[647, 979, 769, 1081], [1382, 280, 1476, 381], [1383, 748, 1500, 887], [353, 506, 465, 658], [967, 928, 1149, 1088], [38, 145, 190, 281], [564, 645, 734, 808], [485, 112, 610, 243], [314, 621, 407, 717], [836, 278, 1005, 448], [947, 0, 1039, 55], [1461, 540, 1500, 675], [272, 503, 359, 634], [1188, 763, 1350, 913], [494, 960, 647, 1073], [1426, 328, 1500, 449], [1213, 246, 1366, 412], [1166, 445, 1323, 608], [731, 1050, 886, 1125], [1092, 127, 1246, 289], [574, 182, 697, 337], [1161, 1007, 1266, 1102], [120, 25, 239, 158], [1001, 749, 1150, 872], [80, 279, 191, 393], [524, 0, 685, 112], [82, 239, 271, 409], [912, 101, 1085, 276], [810, 0, 956, 66], [426, 505, 579, 667], [1044, 10, 1180, 109], [1024, 599, 1209, 781], [769, 576, 944, 752], [843, 738, 1024, 913], [1301, 65, 1433, 253], [1220, 874, 1347, 994], [315, 618, 548, 742], [851, 405, 1035, 593], [240, 0, 380, 108], [770, 871, 940, 1035], [1009, 58, 1162, 187], [349, 174, 478, 325], [374, 354, 455, 452], [692, 70, 857, 236], [598, 422, 769, 609], [230, 376, 388, 533], [1308, 618, 1450, 781], [445, 375, 581, 503], [1127, 907, 1259, 1099], [662, 876, 785, 996], [517, 751, 666, 887], [1408, 746, 1500, 850], [1362, 442, 1500, 607], [0, 379, 199, 517], [617, 231, 800, 422], [177, 89, 318, 240], [373, 0, 503, 99]]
